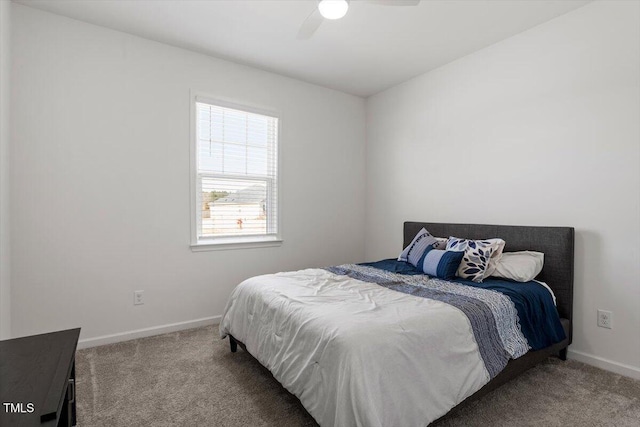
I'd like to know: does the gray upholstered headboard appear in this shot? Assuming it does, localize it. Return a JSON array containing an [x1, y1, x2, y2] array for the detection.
[[403, 222, 575, 323]]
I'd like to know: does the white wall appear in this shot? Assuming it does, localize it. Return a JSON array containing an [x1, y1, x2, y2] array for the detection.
[[10, 4, 366, 344], [9, 0, 640, 378], [0, 0, 11, 340], [366, 1, 640, 376]]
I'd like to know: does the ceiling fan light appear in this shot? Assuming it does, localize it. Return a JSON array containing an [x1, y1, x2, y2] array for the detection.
[[318, 0, 349, 20]]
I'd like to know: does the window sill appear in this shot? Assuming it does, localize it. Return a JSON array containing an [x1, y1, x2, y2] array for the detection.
[[190, 237, 283, 252]]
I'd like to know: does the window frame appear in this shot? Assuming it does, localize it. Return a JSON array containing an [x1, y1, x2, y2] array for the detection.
[[189, 91, 283, 251]]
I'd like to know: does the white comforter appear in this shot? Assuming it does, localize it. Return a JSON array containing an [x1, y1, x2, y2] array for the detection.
[[219, 268, 492, 427]]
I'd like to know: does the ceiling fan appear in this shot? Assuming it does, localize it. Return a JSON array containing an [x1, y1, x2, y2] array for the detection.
[[298, 0, 421, 39]]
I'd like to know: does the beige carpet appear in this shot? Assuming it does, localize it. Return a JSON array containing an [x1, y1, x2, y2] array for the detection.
[[76, 326, 640, 426]]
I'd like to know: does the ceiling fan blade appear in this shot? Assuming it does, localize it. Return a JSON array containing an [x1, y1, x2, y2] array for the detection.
[[297, 8, 324, 40], [365, 0, 421, 6]]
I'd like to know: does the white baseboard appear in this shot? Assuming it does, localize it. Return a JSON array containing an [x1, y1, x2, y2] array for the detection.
[[77, 315, 221, 350], [568, 349, 640, 380]]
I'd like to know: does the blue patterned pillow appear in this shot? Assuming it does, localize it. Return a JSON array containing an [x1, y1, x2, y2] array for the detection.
[[446, 237, 498, 282], [398, 228, 438, 267], [418, 249, 464, 280]]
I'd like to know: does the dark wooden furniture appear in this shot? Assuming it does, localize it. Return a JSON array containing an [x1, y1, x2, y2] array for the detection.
[[0, 328, 80, 427]]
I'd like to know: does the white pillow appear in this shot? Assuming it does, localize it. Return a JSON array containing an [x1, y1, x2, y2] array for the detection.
[[433, 237, 448, 250], [491, 251, 544, 282]]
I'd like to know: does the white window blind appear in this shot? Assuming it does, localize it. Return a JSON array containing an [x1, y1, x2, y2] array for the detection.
[[194, 99, 279, 245]]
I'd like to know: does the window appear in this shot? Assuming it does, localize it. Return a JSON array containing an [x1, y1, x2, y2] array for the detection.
[[191, 96, 280, 249]]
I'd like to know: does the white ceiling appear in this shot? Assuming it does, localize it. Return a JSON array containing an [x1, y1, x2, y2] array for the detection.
[[14, 0, 591, 97]]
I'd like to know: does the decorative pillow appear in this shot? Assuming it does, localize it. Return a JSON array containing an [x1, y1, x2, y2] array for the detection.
[[491, 251, 544, 282], [483, 239, 506, 277], [419, 249, 464, 280], [433, 237, 448, 250], [398, 228, 437, 267], [446, 237, 504, 282]]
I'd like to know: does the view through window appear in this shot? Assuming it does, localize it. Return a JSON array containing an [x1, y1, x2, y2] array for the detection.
[[195, 100, 279, 243]]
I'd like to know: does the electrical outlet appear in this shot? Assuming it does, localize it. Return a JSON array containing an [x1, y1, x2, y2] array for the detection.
[[134, 290, 144, 306], [597, 309, 612, 329]]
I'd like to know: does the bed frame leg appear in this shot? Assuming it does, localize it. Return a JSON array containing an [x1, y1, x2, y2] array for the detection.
[[229, 335, 238, 353], [559, 347, 567, 361]]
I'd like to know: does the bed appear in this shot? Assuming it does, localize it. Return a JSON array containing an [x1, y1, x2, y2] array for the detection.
[[219, 221, 574, 426]]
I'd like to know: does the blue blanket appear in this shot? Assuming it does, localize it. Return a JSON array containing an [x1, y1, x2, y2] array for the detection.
[[360, 259, 566, 351]]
